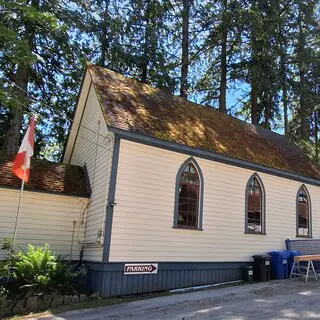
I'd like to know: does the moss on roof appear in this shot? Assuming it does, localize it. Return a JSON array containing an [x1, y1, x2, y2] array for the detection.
[[0, 151, 90, 197], [88, 64, 320, 181]]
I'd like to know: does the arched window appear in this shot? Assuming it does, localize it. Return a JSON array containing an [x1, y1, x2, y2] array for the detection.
[[297, 185, 311, 238], [245, 174, 266, 234], [174, 158, 203, 230]]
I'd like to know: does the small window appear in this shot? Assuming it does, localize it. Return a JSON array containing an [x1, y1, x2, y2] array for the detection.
[[174, 158, 203, 230], [297, 185, 311, 237], [245, 174, 265, 234]]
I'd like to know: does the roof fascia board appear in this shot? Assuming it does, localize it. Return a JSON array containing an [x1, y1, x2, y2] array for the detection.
[[63, 67, 92, 164], [108, 126, 320, 187], [0, 185, 90, 199]]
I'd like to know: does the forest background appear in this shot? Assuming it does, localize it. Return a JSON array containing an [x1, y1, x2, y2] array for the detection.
[[0, 0, 319, 162]]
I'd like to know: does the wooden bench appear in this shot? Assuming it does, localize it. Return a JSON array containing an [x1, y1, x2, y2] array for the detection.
[[286, 238, 320, 271], [289, 255, 320, 282], [286, 239, 320, 255]]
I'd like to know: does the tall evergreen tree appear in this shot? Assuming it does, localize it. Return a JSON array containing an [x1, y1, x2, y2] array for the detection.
[[123, 0, 176, 91], [0, 0, 86, 158], [194, 0, 243, 111], [0, 0, 319, 161]]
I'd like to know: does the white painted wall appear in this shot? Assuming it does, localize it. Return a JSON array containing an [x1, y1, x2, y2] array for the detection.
[[0, 188, 87, 260], [69, 81, 114, 261], [110, 140, 320, 262]]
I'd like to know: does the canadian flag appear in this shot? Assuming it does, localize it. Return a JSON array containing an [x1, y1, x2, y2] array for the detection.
[[12, 117, 36, 183]]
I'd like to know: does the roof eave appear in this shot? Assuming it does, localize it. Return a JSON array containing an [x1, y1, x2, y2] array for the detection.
[[107, 125, 320, 187], [63, 64, 92, 164], [0, 185, 90, 198]]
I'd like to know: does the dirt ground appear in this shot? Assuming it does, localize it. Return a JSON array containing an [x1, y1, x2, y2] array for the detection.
[[32, 279, 320, 320]]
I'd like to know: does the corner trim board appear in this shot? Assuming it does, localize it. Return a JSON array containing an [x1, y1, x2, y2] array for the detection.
[[109, 127, 320, 187], [102, 136, 120, 262]]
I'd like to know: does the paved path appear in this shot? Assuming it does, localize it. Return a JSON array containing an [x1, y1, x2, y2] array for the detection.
[[32, 279, 320, 320]]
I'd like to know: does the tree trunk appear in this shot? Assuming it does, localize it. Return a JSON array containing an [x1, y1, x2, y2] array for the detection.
[[180, 0, 190, 98], [250, 1, 258, 125], [283, 85, 288, 136], [299, 68, 307, 139], [280, 59, 288, 136], [279, 32, 288, 136], [315, 110, 318, 163], [298, 10, 308, 140], [219, 0, 228, 113], [99, 0, 111, 67], [4, 66, 29, 154], [264, 100, 270, 129], [4, 0, 37, 154], [141, 1, 152, 83]]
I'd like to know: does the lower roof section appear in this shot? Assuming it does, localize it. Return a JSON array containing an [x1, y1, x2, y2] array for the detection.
[[0, 150, 90, 197]]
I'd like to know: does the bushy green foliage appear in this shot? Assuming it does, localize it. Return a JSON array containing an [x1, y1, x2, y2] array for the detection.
[[0, 237, 16, 279], [0, 240, 86, 298], [13, 245, 58, 294], [0, 286, 8, 307]]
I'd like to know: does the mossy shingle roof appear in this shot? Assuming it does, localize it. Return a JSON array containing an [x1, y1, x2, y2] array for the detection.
[[0, 151, 90, 197], [88, 64, 320, 181]]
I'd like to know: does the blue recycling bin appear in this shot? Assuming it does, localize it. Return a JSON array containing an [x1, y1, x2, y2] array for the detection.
[[285, 250, 301, 275], [268, 251, 291, 279]]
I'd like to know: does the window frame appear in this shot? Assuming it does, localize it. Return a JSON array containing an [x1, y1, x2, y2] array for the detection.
[[173, 157, 204, 231], [296, 185, 312, 238], [245, 173, 266, 235]]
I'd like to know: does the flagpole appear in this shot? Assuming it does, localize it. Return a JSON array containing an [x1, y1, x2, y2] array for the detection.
[[13, 167, 26, 243], [12, 115, 36, 243]]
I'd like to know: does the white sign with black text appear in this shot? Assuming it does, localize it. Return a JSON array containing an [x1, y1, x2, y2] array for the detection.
[[124, 263, 158, 275]]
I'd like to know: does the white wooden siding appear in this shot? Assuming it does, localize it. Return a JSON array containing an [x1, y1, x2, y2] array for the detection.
[[70, 83, 114, 262], [109, 140, 320, 262], [0, 188, 87, 260]]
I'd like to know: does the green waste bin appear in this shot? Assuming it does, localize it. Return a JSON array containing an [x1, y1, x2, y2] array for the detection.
[[242, 265, 253, 282]]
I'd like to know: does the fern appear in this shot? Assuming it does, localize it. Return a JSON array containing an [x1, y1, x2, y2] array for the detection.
[[1, 242, 83, 297]]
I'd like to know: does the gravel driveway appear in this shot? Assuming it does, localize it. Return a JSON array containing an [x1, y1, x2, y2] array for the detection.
[[33, 279, 320, 320]]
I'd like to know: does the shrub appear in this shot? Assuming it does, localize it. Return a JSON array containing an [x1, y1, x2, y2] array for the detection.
[[1, 240, 85, 298], [0, 286, 8, 307]]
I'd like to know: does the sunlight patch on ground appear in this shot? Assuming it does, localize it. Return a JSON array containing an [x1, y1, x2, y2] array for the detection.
[[302, 311, 320, 318], [280, 309, 300, 318], [254, 299, 276, 304], [195, 306, 223, 314], [299, 290, 314, 296]]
